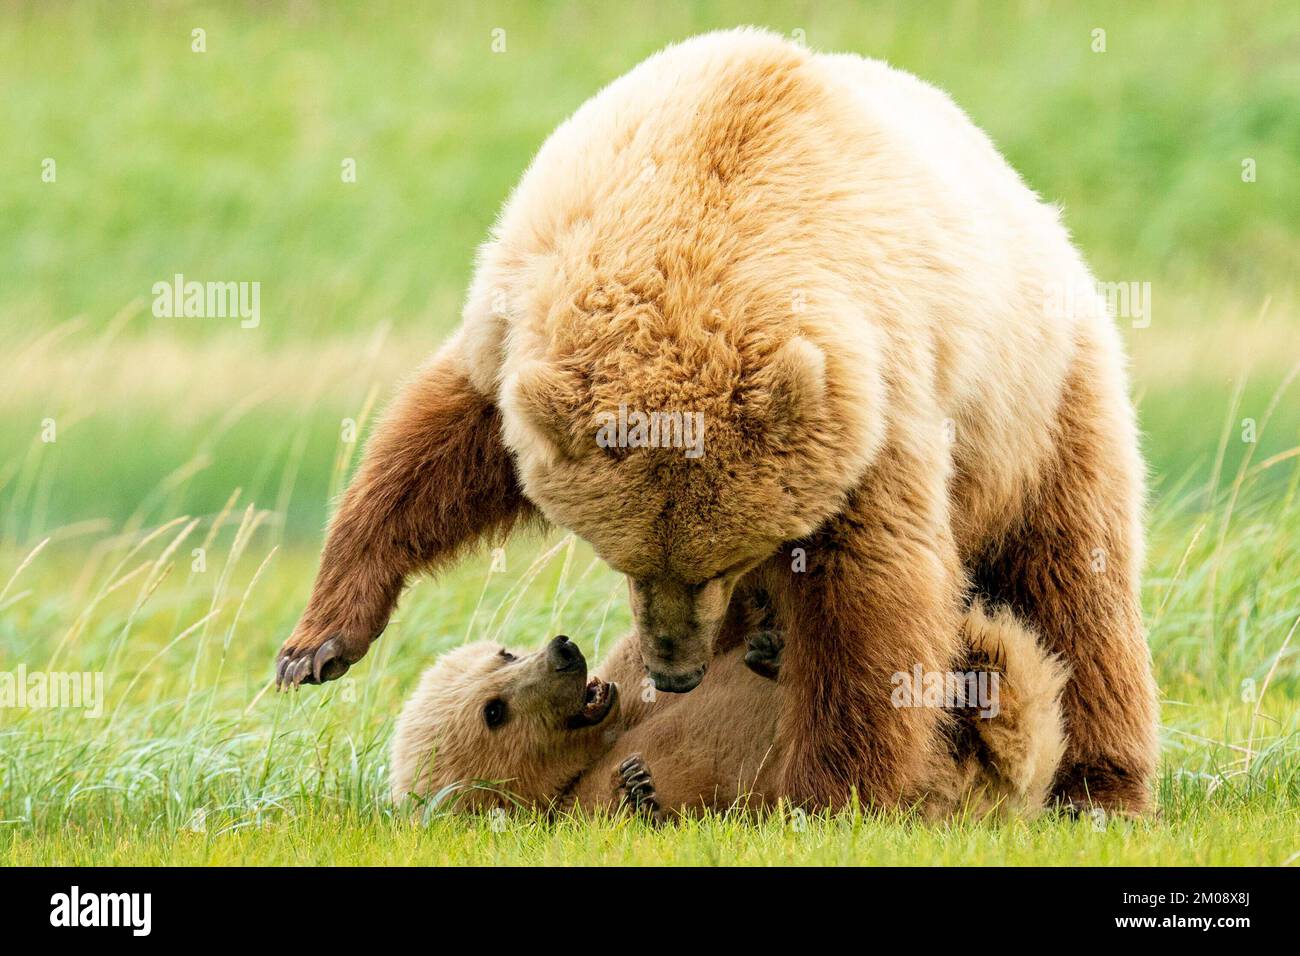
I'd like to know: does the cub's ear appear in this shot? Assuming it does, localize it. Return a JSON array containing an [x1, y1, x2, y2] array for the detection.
[[501, 361, 578, 465], [756, 336, 826, 442]]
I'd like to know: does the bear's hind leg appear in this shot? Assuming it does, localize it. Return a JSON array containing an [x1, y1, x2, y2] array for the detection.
[[973, 358, 1158, 814]]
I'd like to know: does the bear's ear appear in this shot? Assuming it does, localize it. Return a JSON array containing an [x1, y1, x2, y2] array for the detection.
[[501, 360, 578, 465], [758, 336, 827, 441]]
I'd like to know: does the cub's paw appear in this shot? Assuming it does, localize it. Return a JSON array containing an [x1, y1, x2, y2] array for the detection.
[[275, 625, 369, 690], [744, 629, 784, 681], [616, 754, 663, 823]]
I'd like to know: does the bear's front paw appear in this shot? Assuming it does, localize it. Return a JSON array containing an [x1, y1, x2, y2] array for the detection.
[[616, 753, 663, 823], [744, 629, 784, 681], [275, 624, 369, 690]]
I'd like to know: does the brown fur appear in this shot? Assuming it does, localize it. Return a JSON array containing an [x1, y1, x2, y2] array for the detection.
[[276, 343, 537, 685], [970, 344, 1159, 813], [281, 30, 1159, 813], [389, 603, 1069, 819], [935, 604, 1071, 814], [762, 440, 966, 808]]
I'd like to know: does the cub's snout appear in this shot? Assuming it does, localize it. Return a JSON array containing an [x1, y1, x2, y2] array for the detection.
[[390, 635, 621, 807], [547, 634, 584, 672]]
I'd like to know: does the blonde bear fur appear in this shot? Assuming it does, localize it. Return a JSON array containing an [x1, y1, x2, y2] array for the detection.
[[390, 603, 1070, 820], [280, 29, 1158, 813]]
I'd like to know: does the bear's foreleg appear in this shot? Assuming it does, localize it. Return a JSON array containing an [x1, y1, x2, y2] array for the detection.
[[770, 447, 965, 809], [276, 347, 536, 687]]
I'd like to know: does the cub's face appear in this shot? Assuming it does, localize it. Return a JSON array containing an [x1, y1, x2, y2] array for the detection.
[[390, 636, 619, 809]]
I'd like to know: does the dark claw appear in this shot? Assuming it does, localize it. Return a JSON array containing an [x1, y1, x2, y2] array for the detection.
[[744, 629, 784, 681], [275, 633, 358, 692], [290, 657, 312, 688], [313, 638, 342, 682], [617, 753, 662, 821]]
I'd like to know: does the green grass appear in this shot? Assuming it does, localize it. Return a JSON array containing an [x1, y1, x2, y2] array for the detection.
[[2, 0, 1298, 536], [2, 0, 1296, 335], [4, 802, 1294, 866], [1, 0, 1299, 864], [2, 465, 1299, 865]]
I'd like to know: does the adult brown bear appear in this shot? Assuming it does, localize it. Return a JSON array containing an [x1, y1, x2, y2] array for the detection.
[[276, 29, 1159, 813]]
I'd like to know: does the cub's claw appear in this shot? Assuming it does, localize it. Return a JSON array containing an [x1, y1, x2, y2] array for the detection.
[[744, 629, 784, 681], [617, 753, 663, 822]]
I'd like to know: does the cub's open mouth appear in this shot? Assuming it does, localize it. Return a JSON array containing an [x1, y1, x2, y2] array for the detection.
[[568, 677, 617, 728]]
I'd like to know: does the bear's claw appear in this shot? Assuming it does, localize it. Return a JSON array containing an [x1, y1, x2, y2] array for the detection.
[[744, 629, 784, 681], [617, 753, 663, 822], [275, 634, 353, 690]]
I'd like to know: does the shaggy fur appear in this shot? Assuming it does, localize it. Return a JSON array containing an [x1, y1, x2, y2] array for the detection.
[[934, 604, 1071, 815], [389, 604, 1070, 819], [276, 345, 539, 687], [281, 29, 1158, 812]]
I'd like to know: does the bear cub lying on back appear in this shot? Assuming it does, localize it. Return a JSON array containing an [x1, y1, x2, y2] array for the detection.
[[390, 602, 1070, 820]]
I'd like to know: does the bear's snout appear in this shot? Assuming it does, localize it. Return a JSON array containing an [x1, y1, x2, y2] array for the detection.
[[648, 664, 707, 694], [547, 634, 584, 673]]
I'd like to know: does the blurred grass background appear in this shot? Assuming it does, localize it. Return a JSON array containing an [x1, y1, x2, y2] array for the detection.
[[1, 1, 1298, 863], [1, 0, 1298, 540]]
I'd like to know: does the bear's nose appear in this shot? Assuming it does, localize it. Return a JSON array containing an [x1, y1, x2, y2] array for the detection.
[[547, 634, 583, 672], [648, 665, 706, 694]]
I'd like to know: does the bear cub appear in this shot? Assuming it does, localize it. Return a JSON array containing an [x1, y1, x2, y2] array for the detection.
[[390, 602, 1069, 820]]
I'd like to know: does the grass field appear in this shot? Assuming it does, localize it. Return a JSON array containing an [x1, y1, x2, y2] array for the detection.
[[2, 0, 1299, 865]]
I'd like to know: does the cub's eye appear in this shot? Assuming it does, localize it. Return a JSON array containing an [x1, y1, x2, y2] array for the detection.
[[498, 649, 517, 663], [483, 698, 508, 729]]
